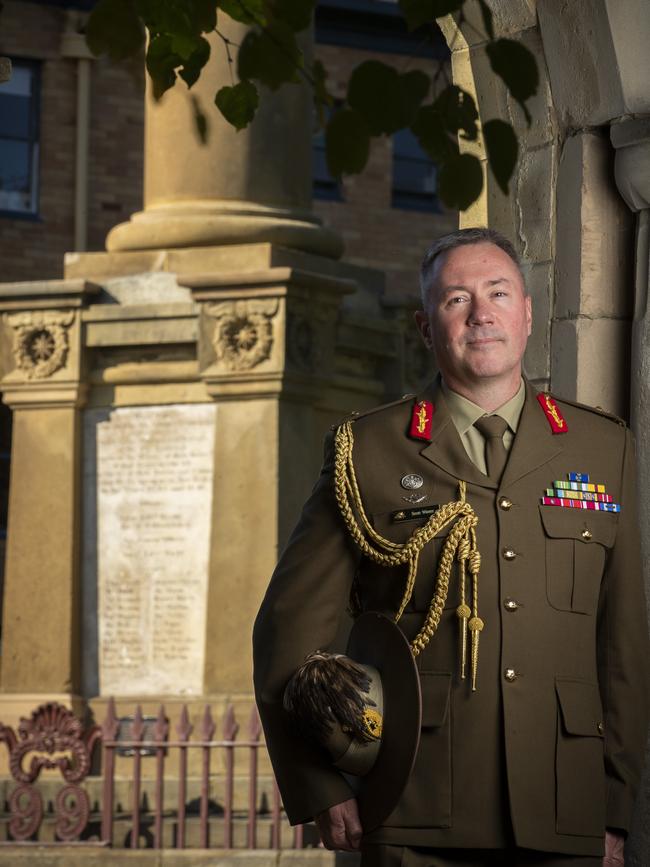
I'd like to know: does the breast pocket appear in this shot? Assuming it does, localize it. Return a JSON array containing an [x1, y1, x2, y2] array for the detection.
[[540, 506, 616, 615]]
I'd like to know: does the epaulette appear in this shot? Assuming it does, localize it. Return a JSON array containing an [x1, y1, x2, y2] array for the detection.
[[330, 393, 415, 430], [551, 393, 628, 428]]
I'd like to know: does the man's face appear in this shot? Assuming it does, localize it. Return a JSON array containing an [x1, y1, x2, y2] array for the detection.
[[415, 242, 532, 389]]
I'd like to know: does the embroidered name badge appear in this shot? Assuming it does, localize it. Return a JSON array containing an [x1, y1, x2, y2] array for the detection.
[[541, 473, 621, 512], [409, 400, 434, 441], [392, 506, 440, 523], [537, 393, 568, 433]]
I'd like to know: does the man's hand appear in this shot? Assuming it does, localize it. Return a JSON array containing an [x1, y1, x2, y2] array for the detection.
[[603, 830, 625, 866], [315, 797, 363, 851]]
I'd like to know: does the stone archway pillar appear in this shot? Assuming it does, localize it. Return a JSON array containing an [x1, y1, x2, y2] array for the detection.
[[611, 117, 650, 867]]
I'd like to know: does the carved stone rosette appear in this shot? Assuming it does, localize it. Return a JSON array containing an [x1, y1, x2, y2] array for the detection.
[[0, 702, 100, 842], [4, 311, 75, 379], [205, 299, 278, 372]]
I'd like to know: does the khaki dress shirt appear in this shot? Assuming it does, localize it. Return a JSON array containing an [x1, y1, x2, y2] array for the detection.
[[441, 379, 526, 474]]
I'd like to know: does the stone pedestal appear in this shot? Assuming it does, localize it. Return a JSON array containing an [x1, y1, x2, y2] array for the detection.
[[0, 240, 412, 723], [0, 279, 100, 730]]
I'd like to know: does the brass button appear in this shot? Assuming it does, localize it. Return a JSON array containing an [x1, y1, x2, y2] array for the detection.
[[504, 668, 518, 682], [504, 598, 519, 612], [499, 496, 513, 511], [581, 528, 593, 540], [597, 721, 604, 735], [502, 548, 517, 561]]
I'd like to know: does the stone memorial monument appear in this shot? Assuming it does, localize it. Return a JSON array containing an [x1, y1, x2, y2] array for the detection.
[[0, 18, 418, 735], [87, 403, 217, 697]]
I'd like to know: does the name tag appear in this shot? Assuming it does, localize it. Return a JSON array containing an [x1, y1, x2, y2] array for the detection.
[[391, 506, 439, 523]]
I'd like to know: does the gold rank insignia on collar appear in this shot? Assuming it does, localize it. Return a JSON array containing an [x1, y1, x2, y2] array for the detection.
[[537, 393, 568, 433], [408, 399, 434, 441]]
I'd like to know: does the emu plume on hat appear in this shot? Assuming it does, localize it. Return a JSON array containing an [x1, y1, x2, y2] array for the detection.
[[283, 612, 421, 831]]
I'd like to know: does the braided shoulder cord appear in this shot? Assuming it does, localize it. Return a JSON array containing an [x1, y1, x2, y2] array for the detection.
[[333, 420, 484, 690]]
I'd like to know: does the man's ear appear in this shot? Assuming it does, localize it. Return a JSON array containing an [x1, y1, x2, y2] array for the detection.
[[414, 310, 433, 350], [525, 293, 532, 336]]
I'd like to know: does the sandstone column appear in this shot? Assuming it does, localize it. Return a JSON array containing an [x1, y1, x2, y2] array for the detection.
[[105, 20, 342, 259]]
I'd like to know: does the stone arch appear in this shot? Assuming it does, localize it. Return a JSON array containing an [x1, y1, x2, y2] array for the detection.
[[442, 3, 650, 862]]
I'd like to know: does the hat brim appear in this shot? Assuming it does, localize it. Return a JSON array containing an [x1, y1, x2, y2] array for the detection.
[[346, 611, 422, 832]]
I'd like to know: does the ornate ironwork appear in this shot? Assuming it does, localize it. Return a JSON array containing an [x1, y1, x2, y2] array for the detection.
[[0, 702, 100, 842], [54, 784, 91, 841], [7, 783, 43, 841]]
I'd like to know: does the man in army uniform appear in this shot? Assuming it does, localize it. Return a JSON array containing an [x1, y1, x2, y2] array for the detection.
[[253, 228, 649, 866]]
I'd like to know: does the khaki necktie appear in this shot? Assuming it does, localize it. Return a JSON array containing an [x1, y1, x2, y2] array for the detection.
[[474, 414, 509, 482]]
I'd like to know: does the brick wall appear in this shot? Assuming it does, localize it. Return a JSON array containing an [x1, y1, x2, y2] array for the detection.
[[0, 1, 144, 281]]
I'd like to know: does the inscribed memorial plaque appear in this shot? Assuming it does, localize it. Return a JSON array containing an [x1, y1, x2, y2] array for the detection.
[[93, 404, 216, 695]]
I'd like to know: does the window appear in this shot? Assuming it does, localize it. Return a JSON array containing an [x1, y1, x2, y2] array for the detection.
[[0, 59, 40, 216], [316, 0, 449, 59], [313, 108, 343, 202], [392, 127, 441, 213]]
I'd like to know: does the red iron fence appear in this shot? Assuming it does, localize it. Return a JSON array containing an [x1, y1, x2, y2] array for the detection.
[[0, 700, 313, 849]]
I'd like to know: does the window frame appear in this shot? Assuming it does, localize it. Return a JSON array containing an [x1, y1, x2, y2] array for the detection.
[[391, 127, 442, 214], [0, 57, 42, 220], [312, 103, 344, 203]]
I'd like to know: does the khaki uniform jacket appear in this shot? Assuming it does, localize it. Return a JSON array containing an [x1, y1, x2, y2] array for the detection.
[[253, 380, 649, 857]]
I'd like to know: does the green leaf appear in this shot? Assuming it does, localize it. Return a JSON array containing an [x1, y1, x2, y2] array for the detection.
[[237, 20, 301, 90], [432, 84, 478, 140], [265, 0, 316, 31], [325, 109, 371, 177], [191, 94, 209, 143], [397, 70, 430, 126], [438, 152, 484, 210], [312, 59, 332, 126], [146, 33, 180, 99], [398, 0, 464, 31], [218, 0, 266, 25], [143, 1, 193, 36], [483, 118, 518, 195], [178, 35, 210, 87], [86, 0, 144, 60], [486, 38, 538, 124], [347, 60, 399, 135], [215, 80, 259, 129], [477, 0, 494, 39], [411, 104, 458, 162], [346, 62, 427, 135], [171, 32, 202, 60], [190, 0, 217, 31]]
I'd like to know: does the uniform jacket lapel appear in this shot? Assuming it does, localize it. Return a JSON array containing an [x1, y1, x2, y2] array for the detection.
[[417, 379, 498, 489], [500, 379, 564, 488], [417, 377, 564, 490]]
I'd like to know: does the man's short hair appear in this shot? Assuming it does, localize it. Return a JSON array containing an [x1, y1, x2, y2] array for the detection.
[[420, 227, 523, 306]]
